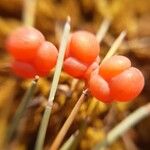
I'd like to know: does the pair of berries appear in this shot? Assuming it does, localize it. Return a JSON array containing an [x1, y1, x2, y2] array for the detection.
[[6, 27, 58, 78], [5, 27, 144, 103], [6, 28, 100, 80], [88, 55, 145, 103]]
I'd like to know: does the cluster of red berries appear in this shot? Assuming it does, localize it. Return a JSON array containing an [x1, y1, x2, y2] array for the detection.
[[6, 27, 58, 78], [88, 55, 144, 103], [5, 27, 145, 103]]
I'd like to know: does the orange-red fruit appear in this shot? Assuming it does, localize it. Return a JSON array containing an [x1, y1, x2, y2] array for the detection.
[[99, 55, 131, 80], [6, 27, 45, 61], [84, 56, 100, 80], [64, 31, 100, 79], [88, 71, 111, 103], [63, 57, 87, 78], [109, 67, 145, 102], [67, 31, 100, 64], [34, 41, 58, 76], [12, 60, 37, 78]]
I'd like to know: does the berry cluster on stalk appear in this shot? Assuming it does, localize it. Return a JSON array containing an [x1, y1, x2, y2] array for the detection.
[[5, 27, 145, 103], [6, 27, 58, 78]]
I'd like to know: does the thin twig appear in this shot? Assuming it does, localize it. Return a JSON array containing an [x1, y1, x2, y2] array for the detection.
[[49, 89, 88, 150], [34, 17, 70, 150], [6, 76, 39, 142], [122, 132, 139, 150], [61, 117, 89, 150], [102, 31, 126, 63], [60, 131, 79, 150], [96, 19, 111, 43], [93, 103, 150, 150], [103, 104, 117, 132], [23, 0, 37, 26], [104, 35, 150, 51]]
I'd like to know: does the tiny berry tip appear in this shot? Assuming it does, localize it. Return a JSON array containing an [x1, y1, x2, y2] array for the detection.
[[103, 19, 111, 27], [121, 31, 126, 37], [67, 16, 71, 23]]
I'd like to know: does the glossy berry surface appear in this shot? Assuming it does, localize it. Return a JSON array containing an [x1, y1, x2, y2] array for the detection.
[[64, 30, 100, 79], [5, 26, 59, 78], [99, 55, 131, 80], [67, 31, 100, 64], [84, 56, 100, 80], [6, 27, 45, 61], [34, 41, 58, 76], [88, 70, 111, 103], [64, 57, 87, 78], [109, 67, 145, 102], [88, 55, 145, 103]]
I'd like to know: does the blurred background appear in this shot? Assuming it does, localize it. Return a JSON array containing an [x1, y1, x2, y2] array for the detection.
[[0, 0, 150, 150]]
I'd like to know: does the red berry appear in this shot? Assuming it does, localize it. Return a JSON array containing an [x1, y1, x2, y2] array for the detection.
[[109, 67, 145, 102], [63, 57, 87, 78], [64, 31, 100, 79], [6, 27, 45, 61], [67, 31, 100, 64], [88, 70, 111, 103], [11, 59, 37, 78], [99, 55, 131, 80], [34, 41, 58, 76], [84, 56, 100, 80]]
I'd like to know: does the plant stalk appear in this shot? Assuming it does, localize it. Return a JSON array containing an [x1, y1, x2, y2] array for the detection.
[[96, 19, 111, 43], [7, 76, 39, 142], [34, 17, 70, 150], [102, 31, 126, 63], [49, 89, 88, 150], [93, 103, 150, 150], [23, 0, 37, 26]]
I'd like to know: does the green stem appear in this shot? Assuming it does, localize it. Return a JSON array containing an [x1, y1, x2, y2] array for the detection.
[[34, 17, 70, 150], [93, 103, 150, 150], [7, 76, 39, 142]]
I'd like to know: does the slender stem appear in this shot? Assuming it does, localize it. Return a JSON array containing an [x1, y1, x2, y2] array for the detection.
[[49, 89, 88, 150], [47, 17, 70, 105], [59, 100, 98, 150], [60, 119, 88, 150], [60, 131, 79, 150], [34, 17, 71, 150], [96, 19, 111, 43], [122, 133, 139, 150], [102, 31, 126, 63], [93, 103, 150, 150], [23, 0, 37, 26], [6, 76, 39, 142]]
